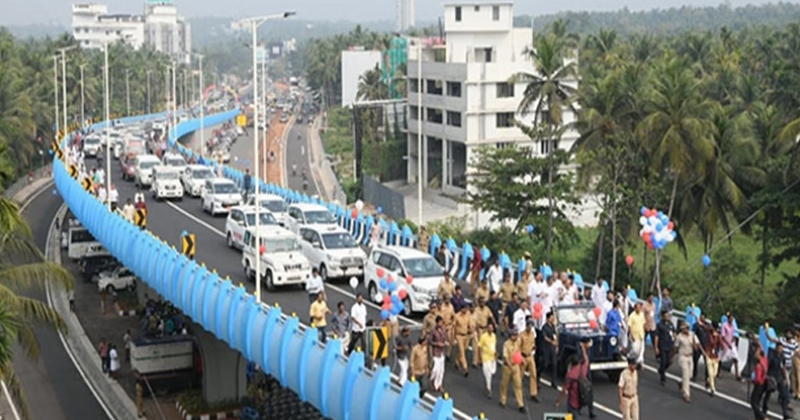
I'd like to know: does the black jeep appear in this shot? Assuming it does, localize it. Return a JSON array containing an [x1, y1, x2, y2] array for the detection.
[[554, 303, 627, 382]]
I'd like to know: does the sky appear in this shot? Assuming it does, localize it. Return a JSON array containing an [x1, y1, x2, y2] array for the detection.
[[2, 0, 799, 26]]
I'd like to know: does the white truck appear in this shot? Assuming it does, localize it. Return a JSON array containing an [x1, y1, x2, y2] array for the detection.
[[130, 336, 197, 391], [151, 166, 184, 200], [67, 225, 109, 260], [241, 226, 310, 291]]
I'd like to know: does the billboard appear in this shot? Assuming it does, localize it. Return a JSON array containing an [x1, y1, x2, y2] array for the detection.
[[341, 49, 382, 107]]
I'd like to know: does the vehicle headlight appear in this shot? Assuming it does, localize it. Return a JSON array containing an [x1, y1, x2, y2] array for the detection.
[[609, 336, 618, 347]]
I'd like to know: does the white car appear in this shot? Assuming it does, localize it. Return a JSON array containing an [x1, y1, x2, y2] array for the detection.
[[122, 138, 147, 159], [83, 136, 103, 157], [201, 178, 242, 216], [95, 266, 137, 293], [298, 225, 366, 281], [241, 226, 311, 291], [181, 165, 214, 197], [211, 149, 231, 163], [151, 166, 183, 200], [365, 246, 444, 316], [285, 203, 337, 235], [225, 206, 279, 249], [134, 154, 161, 187], [246, 194, 289, 226], [162, 152, 187, 172]]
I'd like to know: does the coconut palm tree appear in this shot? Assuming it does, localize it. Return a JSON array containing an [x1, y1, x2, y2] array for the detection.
[[0, 197, 72, 420]]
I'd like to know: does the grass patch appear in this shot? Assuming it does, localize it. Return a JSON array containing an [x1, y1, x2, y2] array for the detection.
[[177, 390, 240, 415]]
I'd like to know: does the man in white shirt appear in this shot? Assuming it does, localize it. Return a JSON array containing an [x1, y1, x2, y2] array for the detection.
[[109, 184, 119, 211], [591, 280, 606, 309], [486, 259, 503, 294], [347, 294, 368, 356], [528, 273, 547, 325], [513, 296, 532, 334], [563, 276, 578, 305], [600, 290, 614, 327], [305, 268, 324, 303], [97, 186, 107, 203], [122, 199, 136, 222]]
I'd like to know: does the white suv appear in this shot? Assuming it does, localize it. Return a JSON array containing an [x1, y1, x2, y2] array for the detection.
[[162, 152, 187, 172], [225, 206, 279, 249], [365, 246, 444, 316], [181, 164, 214, 197], [285, 203, 337, 235], [241, 226, 311, 291], [299, 225, 366, 281], [96, 266, 137, 293], [134, 154, 161, 187], [151, 166, 183, 200], [83, 135, 103, 157], [246, 194, 289, 226], [201, 178, 242, 216]]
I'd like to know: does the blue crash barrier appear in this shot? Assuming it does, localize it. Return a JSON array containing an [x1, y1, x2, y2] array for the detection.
[[54, 111, 466, 420]]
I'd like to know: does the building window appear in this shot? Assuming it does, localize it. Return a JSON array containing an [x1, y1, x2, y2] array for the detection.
[[493, 6, 500, 21], [496, 112, 515, 128], [409, 78, 419, 93], [446, 111, 462, 127], [409, 106, 419, 120], [540, 139, 558, 155], [496, 83, 514, 98], [426, 79, 443, 95], [427, 108, 443, 124], [474, 5, 480, 12], [446, 81, 461, 97], [455, 6, 462, 22], [496, 142, 511, 149]]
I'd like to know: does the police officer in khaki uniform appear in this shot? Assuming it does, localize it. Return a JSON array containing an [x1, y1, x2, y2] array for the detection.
[[520, 319, 539, 401], [437, 273, 456, 302], [418, 226, 430, 254], [422, 301, 439, 369], [500, 329, 526, 413], [500, 274, 516, 315], [473, 298, 493, 366], [454, 304, 472, 376], [475, 280, 490, 304], [516, 271, 531, 301], [411, 335, 429, 399], [440, 297, 456, 359], [619, 356, 639, 420]]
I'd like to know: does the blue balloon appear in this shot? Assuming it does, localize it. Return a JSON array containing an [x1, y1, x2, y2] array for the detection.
[[395, 301, 405, 312], [655, 223, 664, 232], [391, 294, 400, 304], [380, 309, 390, 320], [388, 282, 398, 292], [702, 255, 711, 267], [657, 211, 664, 219], [377, 206, 383, 214], [181, 230, 188, 237], [379, 278, 388, 289], [526, 224, 535, 234], [52, 189, 58, 196], [390, 306, 401, 316], [640, 206, 647, 215], [48, 149, 54, 155]]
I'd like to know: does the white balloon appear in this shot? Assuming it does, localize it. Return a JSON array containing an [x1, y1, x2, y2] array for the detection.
[[355, 200, 364, 211], [639, 216, 647, 226], [349, 276, 359, 289], [374, 292, 383, 303]]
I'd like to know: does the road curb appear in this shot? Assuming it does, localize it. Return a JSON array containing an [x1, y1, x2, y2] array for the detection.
[[175, 400, 240, 420], [46, 204, 140, 420]]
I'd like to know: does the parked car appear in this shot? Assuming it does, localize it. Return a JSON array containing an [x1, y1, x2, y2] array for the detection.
[[225, 206, 279, 249], [365, 245, 444, 316], [180, 164, 214, 197], [95, 266, 137, 293], [298, 225, 366, 281], [77, 255, 120, 282], [201, 178, 242, 216]]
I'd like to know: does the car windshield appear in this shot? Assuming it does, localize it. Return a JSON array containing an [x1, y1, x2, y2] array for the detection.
[[556, 306, 593, 326], [213, 183, 238, 194], [259, 200, 287, 213], [85, 138, 101, 145], [305, 210, 335, 224], [192, 169, 213, 179], [402, 257, 443, 278], [246, 212, 277, 226], [167, 158, 185, 166], [322, 233, 358, 249], [140, 161, 159, 169], [158, 171, 179, 180], [261, 237, 301, 253]]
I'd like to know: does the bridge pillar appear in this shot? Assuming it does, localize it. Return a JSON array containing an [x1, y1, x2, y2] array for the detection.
[[194, 323, 248, 404]]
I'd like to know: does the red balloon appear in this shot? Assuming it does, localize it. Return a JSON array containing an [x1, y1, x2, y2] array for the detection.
[[533, 302, 543, 312], [533, 309, 542, 319], [382, 303, 392, 311], [405, 275, 413, 284], [376, 267, 385, 278], [593, 306, 602, 318], [589, 319, 598, 329], [259, 244, 266, 255], [398, 289, 408, 299], [647, 242, 655, 250], [383, 296, 391, 304], [351, 209, 358, 219], [667, 221, 674, 230], [625, 255, 634, 266], [387, 275, 393, 283], [512, 351, 524, 365]]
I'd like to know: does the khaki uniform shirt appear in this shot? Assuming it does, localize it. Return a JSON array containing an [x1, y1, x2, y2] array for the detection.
[[618, 368, 638, 397], [455, 312, 471, 336], [440, 304, 455, 326], [520, 330, 536, 356], [676, 332, 699, 357], [411, 344, 428, 376], [422, 312, 437, 337], [516, 279, 530, 300], [502, 338, 520, 366], [418, 232, 430, 253], [437, 281, 455, 300], [501, 282, 516, 302], [475, 286, 490, 303], [474, 306, 493, 330]]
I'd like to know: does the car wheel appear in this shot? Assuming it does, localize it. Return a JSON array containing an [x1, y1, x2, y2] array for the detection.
[[265, 270, 275, 292], [127, 281, 136, 291], [402, 297, 412, 317], [226, 233, 234, 248], [244, 260, 253, 280], [368, 282, 379, 303], [319, 265, 328, 282]]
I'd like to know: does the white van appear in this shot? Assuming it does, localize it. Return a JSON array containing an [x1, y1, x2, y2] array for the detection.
[[241, 226, 310, 291], [151, 166, 183, 200], [67, 226, 109, 260]]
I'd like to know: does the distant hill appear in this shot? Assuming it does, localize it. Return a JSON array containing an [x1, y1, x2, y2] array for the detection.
[[520, 2, 800, 35], [3, 23, 67, 39]]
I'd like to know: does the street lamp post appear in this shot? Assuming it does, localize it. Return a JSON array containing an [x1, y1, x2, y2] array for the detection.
[[53, 55, 59, 139], [104, 42, 111, 211], [125, 69, 131, 116], [146, 70, 152, 114], [415, 41, 422, 228], [236, 11, 296, 302], [196, 53, 205, 158], [56, 46, 76, 139], [79, 64, 86, 128], [172, 61, 177, 144]]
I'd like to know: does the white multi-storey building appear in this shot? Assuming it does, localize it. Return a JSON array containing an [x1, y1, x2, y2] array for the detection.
[[396, 0, 416, 32], [406, 1, 578, 194], [71, 1, 191, 63]]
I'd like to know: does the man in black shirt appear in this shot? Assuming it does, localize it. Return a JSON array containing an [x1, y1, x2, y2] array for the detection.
[[540, 311, 559, 389], [654, 310, 675, 386], [503, 293, 520, 336], [762, 341, 790, 419], [692, 313, 710, 382], [486, 290, 502, 327], [395, 326, 413, 386]]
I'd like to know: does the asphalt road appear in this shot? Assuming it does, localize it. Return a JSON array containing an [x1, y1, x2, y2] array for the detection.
[[92, 123, 769, 420], [15, 183, 109, 420]]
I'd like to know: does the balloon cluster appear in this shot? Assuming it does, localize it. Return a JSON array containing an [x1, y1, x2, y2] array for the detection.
[[638, 207, 677, 250], [588, 306, 602, 330], [375, 267, 413, 320]]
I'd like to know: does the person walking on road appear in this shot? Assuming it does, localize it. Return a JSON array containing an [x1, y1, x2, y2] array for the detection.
[[751, 346, 769, 420], [675, 322, 701, 402], [395, 326, 412, 386], [654, 310, 676, 386], [763, 341, 792, 420], [123, 329, 132, 362], [556, 339, 590, 418], [310, 292, 331, 344], [454, 304, 472, 377], [243, 168, 252, 201], [411, 336, 429, 398], [347, 294, 367, 356], [541, 311, 559, 388], [135, 377, 145, 418], [520, 319, 539, 402], [628, 302, 646, 368], [619, 356, 640, 420], [705, 326, 723, 396], [430, 316, 447, 393], [478, 323, 498, 399], [330, 302, 351, 353], [499, 329, 525, 412], [99, 338, 109, 373], [109, 344, 120, 379], [305, 268, 324, 303]]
